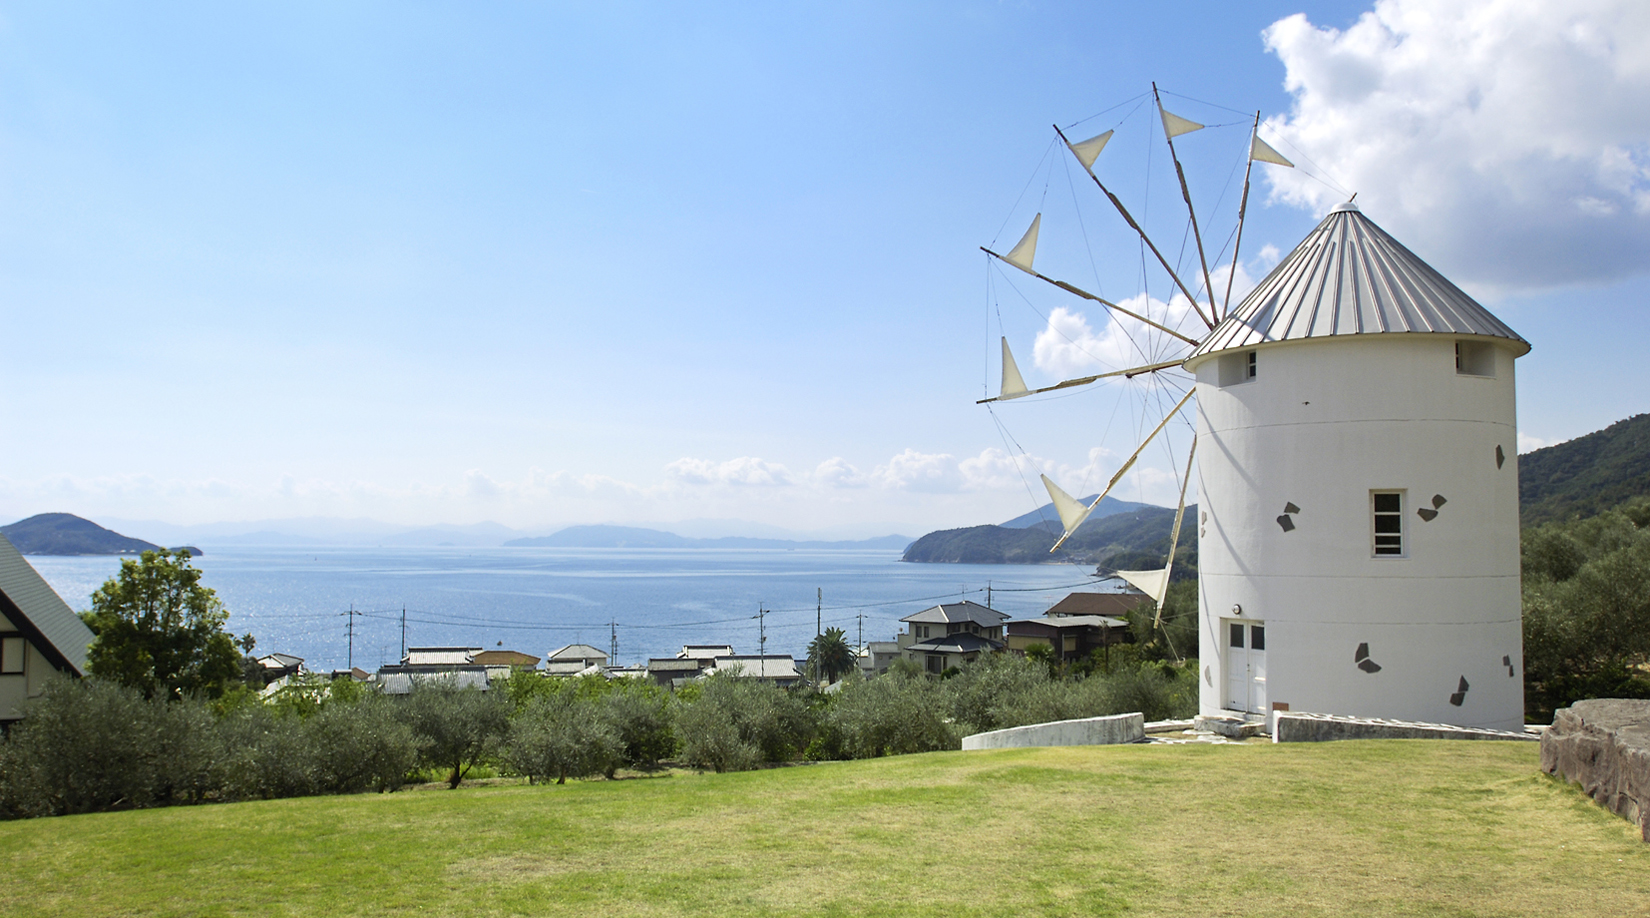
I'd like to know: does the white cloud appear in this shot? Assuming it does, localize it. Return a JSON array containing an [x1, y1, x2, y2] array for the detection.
[[663, 456, 793, 487], [871, 449, 964, 493], [1262, 0, 1650, 294], [463, 469, 503, 499], [812, 457, 867, 488], [1031, 259, 1261, 378]]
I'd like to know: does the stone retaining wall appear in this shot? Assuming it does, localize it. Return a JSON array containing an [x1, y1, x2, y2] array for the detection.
[[961, 712, 1145, 750], [1273, 712, 1537, 743], [1541, 699, 1650, 842]]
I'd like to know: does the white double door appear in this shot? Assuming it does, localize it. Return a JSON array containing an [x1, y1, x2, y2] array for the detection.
[[1224, 620, 1267, 714]]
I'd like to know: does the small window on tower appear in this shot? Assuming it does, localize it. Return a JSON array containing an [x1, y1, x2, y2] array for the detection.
[[1372, 491, 1404, 557], [1456, 340, 1495, 377], [1218, 350, 1258, 387]]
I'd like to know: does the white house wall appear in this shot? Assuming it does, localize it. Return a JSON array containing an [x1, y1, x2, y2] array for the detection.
[[1189, 333, 1524, 732]]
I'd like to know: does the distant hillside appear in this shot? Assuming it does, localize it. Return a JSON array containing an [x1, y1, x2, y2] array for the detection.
[[0, 513, 162, 556], [997, 494, 1153, 532], [1520, 413, 1650, 525], [903, 505, 1197, 578], [507, 525, 912, 551]]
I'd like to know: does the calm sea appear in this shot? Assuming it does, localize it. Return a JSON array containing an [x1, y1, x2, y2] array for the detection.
[[25, 547, 1109, 672]]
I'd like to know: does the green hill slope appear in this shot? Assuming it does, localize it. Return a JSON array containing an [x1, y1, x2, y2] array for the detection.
[[904, 505, 1197, 576], [0, 513, 160, 556], [1519, 413, 1650, 524]]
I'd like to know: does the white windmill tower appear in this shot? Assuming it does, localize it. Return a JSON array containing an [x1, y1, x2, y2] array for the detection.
[[1186, 202, 1528, 731], [979, 88, 1527, 731]]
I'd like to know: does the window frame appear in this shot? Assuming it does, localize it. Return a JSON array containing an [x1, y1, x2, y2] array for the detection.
[[1, 635, 25, 675], [1371, 490, 1406, 558]]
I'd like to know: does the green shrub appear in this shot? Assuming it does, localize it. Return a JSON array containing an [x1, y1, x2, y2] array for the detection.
[[505, 694, 623, 785], [675, 673, 814, 772], [820, 671, 957, 759], [399, 682, 511, 789]]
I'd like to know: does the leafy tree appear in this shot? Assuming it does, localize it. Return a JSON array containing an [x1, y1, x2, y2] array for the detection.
[[1521, 497, 1650, 721], [81, 549, 249, 700], [818, 669, 957, 759], [807, 627, 857, 684], [676, 672, 815, 772], [505, 693, 622, 785], [401, 682, 512, 788]]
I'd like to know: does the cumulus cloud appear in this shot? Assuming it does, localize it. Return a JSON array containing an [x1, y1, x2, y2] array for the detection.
[[812, 457, 867, 488], [871, 449, 964, 493], [1517, 432, 1552, 454], [664, 456, 793, 487], [1032, 259, 1263, 378], [1262, 0, 1650, 293]]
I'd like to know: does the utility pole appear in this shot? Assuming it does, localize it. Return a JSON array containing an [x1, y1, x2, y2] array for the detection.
[[609, 619, 619, 666], [343, 604, 362, 670], [815, 587, 822, 684], [857, 612, 865, 652], [987, 581, 992, 609], [400, 606, 406, 662], [756, 605, 768, 656]]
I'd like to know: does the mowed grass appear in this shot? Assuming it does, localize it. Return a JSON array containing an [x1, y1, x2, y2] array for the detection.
[[2, 741, 1647, 917]]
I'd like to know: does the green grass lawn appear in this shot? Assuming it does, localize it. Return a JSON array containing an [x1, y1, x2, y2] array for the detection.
[[2, 741, 1646, 917]]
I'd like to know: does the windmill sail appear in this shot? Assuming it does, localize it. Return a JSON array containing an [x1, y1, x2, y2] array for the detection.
[[1115, 568, 1170, 607], [1159, 107, 1204, 140], [1066, 129, 1113, 169], [998, 337, 1029, 400], [1040, 474, 1096, 535], [1250, 134, 1294, 167], [1002, 213, 1041, 274]]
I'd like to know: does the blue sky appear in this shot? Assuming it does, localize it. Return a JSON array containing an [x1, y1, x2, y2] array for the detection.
[[2, 1, 1646, 537]]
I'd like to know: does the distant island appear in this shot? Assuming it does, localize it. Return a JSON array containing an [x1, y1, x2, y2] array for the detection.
[[903, 496, 1197, 576], [0, 513, 200, 557], [506, 525, 913, 551]]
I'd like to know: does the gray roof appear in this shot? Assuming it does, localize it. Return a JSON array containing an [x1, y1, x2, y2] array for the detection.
[[1007, 615, 1128, 630], [0, 534, 94, 675], [547, 643, 606, 661], [900, 601, 1007, 627], [1189, 203, 1528, 361], [708, 655, 801, 680], [906, 633, 1004, 655]]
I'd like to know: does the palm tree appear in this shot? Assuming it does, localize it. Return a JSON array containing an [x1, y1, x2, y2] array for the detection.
[[807, 627, 857, 685]]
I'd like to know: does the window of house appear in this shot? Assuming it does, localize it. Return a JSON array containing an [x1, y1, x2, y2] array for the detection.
[[1, 636, 24, 674], [1372, 491, 1404, 556], [1218, 350, 1258, 387], [1456, 340, 1495, 377]]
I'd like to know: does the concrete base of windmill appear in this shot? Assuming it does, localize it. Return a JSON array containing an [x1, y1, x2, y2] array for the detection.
[[1194, 715, 1267, 739]]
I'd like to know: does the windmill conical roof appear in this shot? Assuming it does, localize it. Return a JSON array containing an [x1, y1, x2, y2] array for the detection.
[[1188, 203, 1528, 361]]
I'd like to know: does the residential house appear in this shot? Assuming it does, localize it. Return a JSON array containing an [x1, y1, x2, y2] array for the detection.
[[1005, 615, 1131, 664], [856, 640, 902, 678], [0, 534, 96, 724], [544, 643, 607, 677], [376, 646, 492, 692], [256, 653, 304, 685], [704, 654, 803, 688], [1044, 591, 1148, 619], [898, 601, 1008, 674], [473, 649, 541, 670]]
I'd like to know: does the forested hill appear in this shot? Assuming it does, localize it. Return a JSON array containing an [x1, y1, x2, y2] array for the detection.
[[902, 505, 1198, 577], [1520, 413, 1650, 525], [0, 513, 162, 556]]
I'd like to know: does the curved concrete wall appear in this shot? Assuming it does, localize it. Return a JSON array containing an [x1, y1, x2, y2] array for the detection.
[[961, 712, 1145, 750]]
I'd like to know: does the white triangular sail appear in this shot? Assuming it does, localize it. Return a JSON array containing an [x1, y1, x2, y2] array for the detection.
[[999, 337, 1029, 400], [1040, 474, 1094, 535], [1002, 213, 1041, 274], [1115, 568, 1170, 607], [1250, 134, 1294, 167], [1159, 108, 1204, 140], [1067, 129, 1113, 170]]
